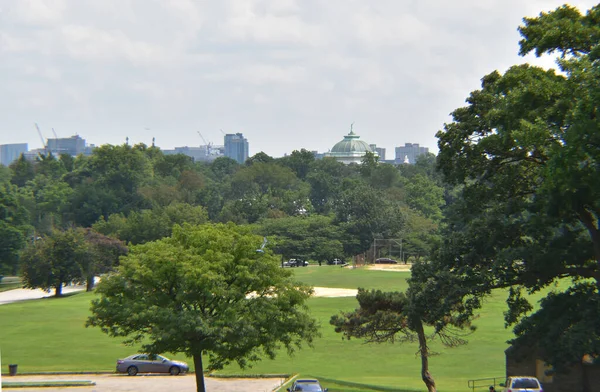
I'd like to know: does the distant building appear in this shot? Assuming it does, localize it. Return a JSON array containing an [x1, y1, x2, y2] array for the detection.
[[324, 126, 378, 164], [224, 133, 249, 164], [374, 147, 386, 161], [162, 145, 224, 162], [311, 151, 325, 160], [47, 135, 88, 156], [395, 143, 429, 165], [0, 143, 28, 166]]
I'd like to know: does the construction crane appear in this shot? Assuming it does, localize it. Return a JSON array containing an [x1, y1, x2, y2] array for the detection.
[[34, 123, 47, 154], [197, 131, 212, 155], [51, 128, 58, 139]]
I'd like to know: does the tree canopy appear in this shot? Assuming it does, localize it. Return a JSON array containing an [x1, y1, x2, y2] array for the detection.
[[87, 223, 319, 392], [435, 3, 600, 370]]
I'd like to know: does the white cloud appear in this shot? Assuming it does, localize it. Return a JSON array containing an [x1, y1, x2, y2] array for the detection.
[[0, 0, 597, 156]]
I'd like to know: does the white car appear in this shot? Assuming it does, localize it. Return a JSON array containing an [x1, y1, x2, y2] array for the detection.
[[500, 376, 543, 392]]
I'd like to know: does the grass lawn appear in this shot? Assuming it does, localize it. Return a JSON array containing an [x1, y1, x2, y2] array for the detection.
[[0, 265, 556, 391], [0, 276, 22, 293]]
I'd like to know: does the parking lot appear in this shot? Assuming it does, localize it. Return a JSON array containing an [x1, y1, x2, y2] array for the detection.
[[1, 374, 286, 392]]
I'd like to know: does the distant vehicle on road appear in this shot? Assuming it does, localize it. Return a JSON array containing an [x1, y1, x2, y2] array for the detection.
[[116, 354, 189, 376], [375, 257, 398, 264], [283, 258, 309, 267], [287, 378, 328, 391], [327, 258, 346, 265]]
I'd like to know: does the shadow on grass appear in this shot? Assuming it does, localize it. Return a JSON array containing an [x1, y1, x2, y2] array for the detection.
[[276, 375, 422, 392]]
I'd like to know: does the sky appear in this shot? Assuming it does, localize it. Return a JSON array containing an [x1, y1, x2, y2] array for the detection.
[[0, 0, 596, 158]]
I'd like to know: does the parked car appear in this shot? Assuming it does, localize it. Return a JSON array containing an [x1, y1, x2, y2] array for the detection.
[[500, 376, 543, 392], [116, 354, 189, 376], [327, 258, 346, 265], [375, 257, 398, 264], [287, 378, 328, 392], [284, 258, 309, 267]]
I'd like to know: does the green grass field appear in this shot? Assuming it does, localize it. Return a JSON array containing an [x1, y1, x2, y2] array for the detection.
[[0, 276, 22, 292], [0, 265, 552, 391]]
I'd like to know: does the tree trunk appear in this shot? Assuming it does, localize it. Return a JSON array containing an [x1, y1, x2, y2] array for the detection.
[[415, 318, 437, 392], [54, 284, 63, 297], [193, 352, 206, 392], [86, 275, 95, 292], [578, 208, 600, 289]]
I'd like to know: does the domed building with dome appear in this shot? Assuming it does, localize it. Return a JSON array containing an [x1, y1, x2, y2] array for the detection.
[[324, 125, 378, 164]]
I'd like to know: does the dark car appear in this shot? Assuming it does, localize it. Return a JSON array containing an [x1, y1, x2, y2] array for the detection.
[[287, 378, 328, 392], [375, 257, 398, 264], [116, 354, 189, 376], [285, 258, 308, 267]]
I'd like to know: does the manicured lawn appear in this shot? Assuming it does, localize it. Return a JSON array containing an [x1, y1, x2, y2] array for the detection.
[[291, 265, 410, 292], [0, 266, 558, 391], [0, 276, 22, 292]]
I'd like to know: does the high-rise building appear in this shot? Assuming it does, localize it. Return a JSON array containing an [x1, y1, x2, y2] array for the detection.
[[374, 147, 386, 161], [0, 143, 28, 166], [395, 143, 429, 164], [47, 135, 87, 156], [224, 133, 249, 164]]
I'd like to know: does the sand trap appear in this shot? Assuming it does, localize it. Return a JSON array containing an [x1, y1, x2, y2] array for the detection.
[[312, 287, 358, 297], [366, 264, 412, 272]]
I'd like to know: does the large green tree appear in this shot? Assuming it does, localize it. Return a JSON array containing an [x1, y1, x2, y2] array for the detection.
[[93, 202, 208, 245], [87, 223, 319, 392], [435, 3, 600, 370], [258, 215, 345, 262], [20, 228, 88, 296]]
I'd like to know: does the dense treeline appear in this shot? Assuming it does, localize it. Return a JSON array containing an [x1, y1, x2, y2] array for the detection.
[[0, 146, 444, 275]]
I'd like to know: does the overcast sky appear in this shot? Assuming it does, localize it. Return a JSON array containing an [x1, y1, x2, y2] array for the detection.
[[0, 0, 596, 158]]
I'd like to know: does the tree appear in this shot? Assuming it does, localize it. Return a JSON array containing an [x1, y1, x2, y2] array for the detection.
[[404, 174, 444, 221], [278, 149, 315, 180], [306, 157, 346, 214], [87, 223, 319, 392], [0, 180, 31, 274], [258, 215, 345, 262], [20, 228, 88, 296], [331, 260, 479, 392], [333, 179, 405, 255], [9, 154, 35, 188], [435, 3, 600, 370], [246, 151, 274, 166], [93, 202, 208, 245], [81, 229, 128, 291]]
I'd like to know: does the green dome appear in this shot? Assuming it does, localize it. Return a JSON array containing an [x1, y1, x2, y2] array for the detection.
[[330, 131, 373, 153]]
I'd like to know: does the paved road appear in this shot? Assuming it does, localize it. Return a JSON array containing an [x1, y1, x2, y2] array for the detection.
[[0, 286, 87, 306], [1, 374, 286, 392]]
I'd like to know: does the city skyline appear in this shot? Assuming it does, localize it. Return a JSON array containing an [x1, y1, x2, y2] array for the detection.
[[0, 1, 595, 156], [0, 129, 426, 162]]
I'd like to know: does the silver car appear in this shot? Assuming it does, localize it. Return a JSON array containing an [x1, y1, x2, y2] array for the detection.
[[116, 354, 189, 376]]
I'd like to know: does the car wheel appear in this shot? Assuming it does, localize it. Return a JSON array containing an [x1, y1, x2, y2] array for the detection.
[[169, 366, 181, 376], [127, 366, 138, 376]]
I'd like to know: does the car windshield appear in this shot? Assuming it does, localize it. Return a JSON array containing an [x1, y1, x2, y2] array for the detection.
[[294, 383, 322, 391], [512, 378, 540, 388]]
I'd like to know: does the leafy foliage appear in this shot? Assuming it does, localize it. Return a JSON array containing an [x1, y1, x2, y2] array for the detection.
[[435, 3, 600, 369], [87, 223, 319, 392]]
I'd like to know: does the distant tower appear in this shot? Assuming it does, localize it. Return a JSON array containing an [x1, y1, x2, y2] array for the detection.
[[224, 133, 249, 164], [152, 137, 155, 147], [126, 137, 129, 146], [404, 154, 410, 164]]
